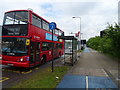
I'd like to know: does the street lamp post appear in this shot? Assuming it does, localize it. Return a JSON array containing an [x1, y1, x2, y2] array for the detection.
[[72, 17, 81, 50]]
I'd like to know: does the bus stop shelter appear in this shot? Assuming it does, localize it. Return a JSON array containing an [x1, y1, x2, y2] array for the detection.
[[58, 36, 77, 66]]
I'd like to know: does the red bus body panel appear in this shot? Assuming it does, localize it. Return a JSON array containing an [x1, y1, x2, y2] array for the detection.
[[1, 55, 30, 67], [1, 10, 64, 68], [1, 60, 29, 67]]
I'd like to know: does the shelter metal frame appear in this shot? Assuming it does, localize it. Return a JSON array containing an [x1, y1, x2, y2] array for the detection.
[[58, 36, 78, 66]]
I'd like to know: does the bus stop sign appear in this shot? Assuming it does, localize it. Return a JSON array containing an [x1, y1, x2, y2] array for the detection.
[[49, 22, 56, 30]]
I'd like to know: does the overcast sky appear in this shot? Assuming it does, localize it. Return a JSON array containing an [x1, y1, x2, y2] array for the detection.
[[0, 0, 119, 40]]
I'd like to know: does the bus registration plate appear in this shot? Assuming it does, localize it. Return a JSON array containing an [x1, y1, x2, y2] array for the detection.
[[8, 63, 14, 66]]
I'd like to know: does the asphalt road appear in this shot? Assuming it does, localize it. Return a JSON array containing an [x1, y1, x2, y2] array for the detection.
[[1, 56, 65, 88], [68, 47, 120, 88]]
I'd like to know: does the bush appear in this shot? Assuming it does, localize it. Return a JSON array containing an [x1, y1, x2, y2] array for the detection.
[[87, 23, 120, 58]]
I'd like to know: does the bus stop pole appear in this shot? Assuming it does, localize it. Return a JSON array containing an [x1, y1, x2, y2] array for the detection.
[[49, 22, 56, 72], [64, 40, 65, 65], [52, 29, 54, 72]]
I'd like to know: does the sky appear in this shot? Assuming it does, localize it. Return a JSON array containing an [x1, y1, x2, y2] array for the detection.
[[0, 0, 119, 40]]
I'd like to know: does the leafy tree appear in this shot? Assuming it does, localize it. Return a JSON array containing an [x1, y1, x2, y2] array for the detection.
[[105, 23, 120, 57], [87, 23, 120, 58]]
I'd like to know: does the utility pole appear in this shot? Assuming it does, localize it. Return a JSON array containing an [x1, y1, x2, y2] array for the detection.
[[72, 17, 81, 50]]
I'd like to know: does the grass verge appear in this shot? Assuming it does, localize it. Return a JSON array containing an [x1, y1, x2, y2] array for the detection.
[[12, 66, 70, 88]]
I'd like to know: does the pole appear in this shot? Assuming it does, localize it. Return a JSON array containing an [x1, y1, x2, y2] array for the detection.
[[64, 40, 65, 65], [79, 17, 81, 50], [52, 29, 54, 72], [72, 17, 81, 50], [72, 40, 73, 66], [49, 22, 56, 72]]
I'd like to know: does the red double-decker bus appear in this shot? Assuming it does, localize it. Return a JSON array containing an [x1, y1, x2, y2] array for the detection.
[[1, 9, 64, 68]]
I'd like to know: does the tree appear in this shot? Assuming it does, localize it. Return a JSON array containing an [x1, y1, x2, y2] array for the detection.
[[87, 23, 120, 58]]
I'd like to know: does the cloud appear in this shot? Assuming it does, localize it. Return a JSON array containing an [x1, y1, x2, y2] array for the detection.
[[56, 2, 100, 16], [0, 0, 118, 40], [42, 1, 118, 40]]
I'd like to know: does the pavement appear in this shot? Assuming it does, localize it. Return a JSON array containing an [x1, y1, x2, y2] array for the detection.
[[57, 47, 119, 89]]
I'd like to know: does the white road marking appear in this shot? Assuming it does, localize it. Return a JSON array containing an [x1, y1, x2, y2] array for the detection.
[[102, 69, 108, 77], [86, 76, 88, 90]]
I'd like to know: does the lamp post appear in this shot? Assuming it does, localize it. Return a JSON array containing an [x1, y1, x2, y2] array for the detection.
[[72, 17, 81, 50]]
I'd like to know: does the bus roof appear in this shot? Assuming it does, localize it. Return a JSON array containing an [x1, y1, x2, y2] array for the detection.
[[5, 9, 29, 13]]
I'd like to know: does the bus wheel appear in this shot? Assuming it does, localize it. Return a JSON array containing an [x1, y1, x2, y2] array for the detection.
[[41, 55, 46, 64]]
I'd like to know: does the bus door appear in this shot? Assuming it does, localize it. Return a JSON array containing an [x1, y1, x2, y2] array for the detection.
[[30, 42, 40, 65], [30, 42, 35, 65], [53, 43, 58, 58], [36, 42, 40, 63]]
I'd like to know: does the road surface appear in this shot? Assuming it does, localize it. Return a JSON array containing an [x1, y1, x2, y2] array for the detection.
[[67, 47, 120, 88]]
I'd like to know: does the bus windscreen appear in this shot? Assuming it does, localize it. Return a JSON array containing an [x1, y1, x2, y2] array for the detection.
[[2, 37, 28, 56], [3, 11, 29, 25]]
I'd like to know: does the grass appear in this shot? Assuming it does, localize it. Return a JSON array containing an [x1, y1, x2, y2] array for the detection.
[[12, 66, 70, 88]]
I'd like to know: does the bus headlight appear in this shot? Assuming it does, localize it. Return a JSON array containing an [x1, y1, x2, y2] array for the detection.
[[20, 56, 29, 62], [20, 58, 24, 62]]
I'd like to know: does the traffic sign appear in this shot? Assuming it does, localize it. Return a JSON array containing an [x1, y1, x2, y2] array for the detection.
[[49, 22, 56, 30]]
